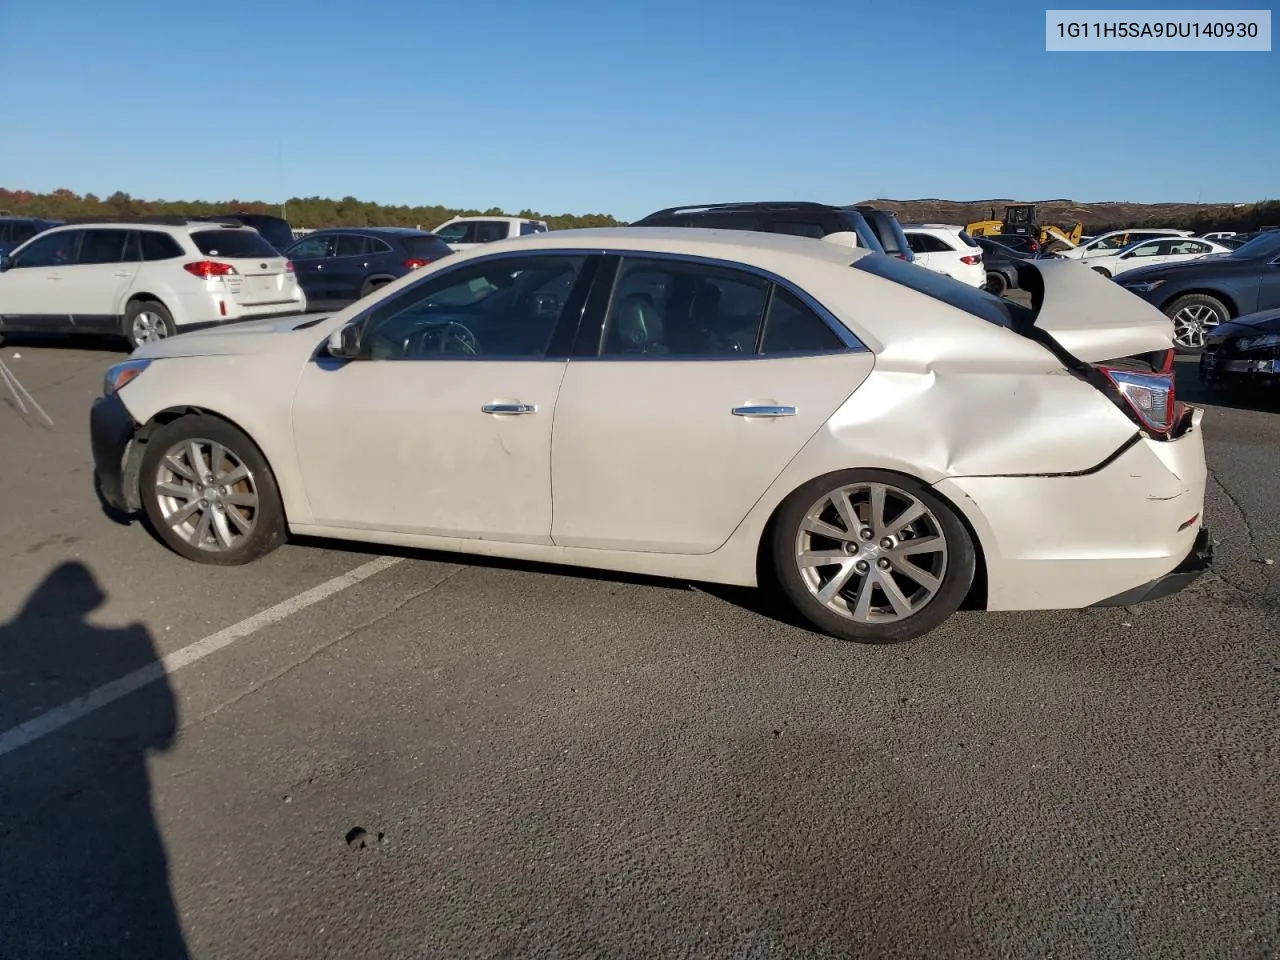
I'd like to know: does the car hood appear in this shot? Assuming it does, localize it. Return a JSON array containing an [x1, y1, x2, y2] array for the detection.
[[132, 313, 336, 359], [1210, 306, 1280, 340], [1019, 258, 1173, 360]]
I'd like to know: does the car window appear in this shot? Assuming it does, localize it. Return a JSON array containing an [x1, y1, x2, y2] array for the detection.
[[957, 230, 980, 249], [11, 222, 39, 244], [10, 231, 76, 268], [286, 235, 336, 259], [403, 235, 452, 259], [834, 212, 884, 252], [1128, 241, 1163, 257], [366, 236, 393, 254], [136, 231, 184, 261], [760, 287, 846, 355], [190, 229, 279, 258], [907, 233, 952, 253], [853, 253, 1027, 330], [361, 255, 585, 360], [600, 257, 769, 358], [471, 221, 509, 243], [1094, 233, 1131, 250], [519, 222, 547, 236], [1170, 240, 1208, 255], [433, 223, 471, 244], [77, 229, 130, 265], [336, 234, 370, 257], [771, 220, 826, 239]]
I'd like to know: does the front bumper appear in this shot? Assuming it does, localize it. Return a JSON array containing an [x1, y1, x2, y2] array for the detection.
[[1200, 351, 1280, 381], [1091, 527, 1214, 607], [90, 392, 142, 513]]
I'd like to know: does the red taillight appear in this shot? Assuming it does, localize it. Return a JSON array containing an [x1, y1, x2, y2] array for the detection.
[[404, 258, 431, 270], [183, 260, 237, 278], [1030, 241, 1041, 252], [285, 261, 295, 273], [1098, 366, 1177, 434], [960, 254, 982, 265], [893, 253, 908, 260]]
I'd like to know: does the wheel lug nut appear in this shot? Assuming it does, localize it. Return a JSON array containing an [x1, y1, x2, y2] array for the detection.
[[877, 558, 891, 570], [854, 560, 869, 573], [880, 538, 893, 549], [860, 528, 873, 540]]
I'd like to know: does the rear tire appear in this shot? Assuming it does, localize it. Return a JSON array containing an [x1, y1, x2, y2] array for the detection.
[[124, 300, 175, 351], [770, 469, 976, 644], [985, 272, 1007, 296], [359, 278, 392, 300], [138, 415, 286, 565]]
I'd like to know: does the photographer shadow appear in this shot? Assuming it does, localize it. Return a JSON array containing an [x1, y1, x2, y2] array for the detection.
[[0, 562, 188, 960]]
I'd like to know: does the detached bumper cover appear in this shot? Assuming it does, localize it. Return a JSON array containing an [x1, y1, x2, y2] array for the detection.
[[1091, 527, 1214, 607], [90, 392, 141, 513]]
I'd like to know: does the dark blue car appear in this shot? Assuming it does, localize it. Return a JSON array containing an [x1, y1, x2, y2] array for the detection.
[[0, 217, 63, 257], [282, 227, 453, 311]]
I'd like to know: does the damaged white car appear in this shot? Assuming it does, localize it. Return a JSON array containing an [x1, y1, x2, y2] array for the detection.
[[91, 228, 1211, 643]]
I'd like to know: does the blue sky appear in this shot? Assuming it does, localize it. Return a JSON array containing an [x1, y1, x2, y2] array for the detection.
[[1, 0, 1275, 219]]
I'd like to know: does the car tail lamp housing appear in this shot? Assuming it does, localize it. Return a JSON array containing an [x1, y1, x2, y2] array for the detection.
[[285, 261, 295, 273], [960, 254, 982, 265], [404, 258, 432, 270], [184, 260, 237, 278], [1097, 365, 1177, 435]]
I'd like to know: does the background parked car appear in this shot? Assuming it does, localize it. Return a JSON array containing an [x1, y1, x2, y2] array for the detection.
[[1082, 236, 1230, 279], [0, 217, 305, 348], [1199, 306, 1280, 392], [902, 225, 985, 287], [432, 216, 548, 251], [974, 236, 1024, 295], [984, 233, 1041, 257], [632, 201, 887, 253], [1116, 230, 1280, 349], [283, 227, 453, 311], [0, 216, 63, 256], [1058, 228, 1193, 261]]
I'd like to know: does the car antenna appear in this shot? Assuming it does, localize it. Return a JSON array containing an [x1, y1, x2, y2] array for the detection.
[[0, 356, 54, 428]]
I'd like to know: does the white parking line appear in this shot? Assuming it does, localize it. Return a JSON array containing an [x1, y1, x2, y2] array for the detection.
[[0, 556, 402, 759]]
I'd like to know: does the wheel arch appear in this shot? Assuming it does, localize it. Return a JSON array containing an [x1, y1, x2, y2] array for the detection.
[[753, 466, 990, 612], [123, 405, 288, 521], [1159, 287, 1239, 318]]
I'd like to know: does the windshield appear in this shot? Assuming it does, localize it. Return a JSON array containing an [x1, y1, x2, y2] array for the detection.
[[1231, 230, 1280, 259]]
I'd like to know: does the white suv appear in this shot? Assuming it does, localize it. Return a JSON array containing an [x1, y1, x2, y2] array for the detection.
[[902, 225, 986, 287], [0, 219, 307, 349], [432, 216, 549, 251]]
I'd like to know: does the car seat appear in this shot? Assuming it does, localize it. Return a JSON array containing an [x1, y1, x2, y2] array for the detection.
[[608, 294, 667, 355]]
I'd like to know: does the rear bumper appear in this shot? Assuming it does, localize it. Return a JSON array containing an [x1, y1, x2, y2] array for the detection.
[[1091, 527, 1213, 606], [90, 392, 142, 513]]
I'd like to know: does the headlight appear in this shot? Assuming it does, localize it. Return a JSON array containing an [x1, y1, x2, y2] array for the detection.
[[1238, 333, 1280, 352], [1122, 280, 1166, 294], [103, 359, 152, 396]]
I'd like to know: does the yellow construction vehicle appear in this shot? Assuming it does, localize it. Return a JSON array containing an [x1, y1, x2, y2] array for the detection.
[[966, 204, 1083, 253]]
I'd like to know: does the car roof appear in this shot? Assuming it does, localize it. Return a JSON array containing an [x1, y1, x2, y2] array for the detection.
[[441, 215, 543, 225], [902, 223, 966, 232], [307, 227, 436, 236], [449, 226, 871, 267]]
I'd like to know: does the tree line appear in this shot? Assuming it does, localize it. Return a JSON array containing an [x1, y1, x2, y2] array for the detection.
[[0, 188, 627, 231], [1091, 200, 1280, 235]]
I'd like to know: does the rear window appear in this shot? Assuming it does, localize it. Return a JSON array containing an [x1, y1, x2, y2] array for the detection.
[[404, 235, 453, 258], [958, 230, 979, 248], [853, 253, 1030, 329], [190, 229, 280, 258]]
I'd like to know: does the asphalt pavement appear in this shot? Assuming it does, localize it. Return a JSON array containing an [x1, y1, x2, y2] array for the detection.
[[0, 331, 1276, 959]]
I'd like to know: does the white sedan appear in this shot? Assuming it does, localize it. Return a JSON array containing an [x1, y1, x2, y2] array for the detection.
[[1084, 236, 1232, 278], [91, 229, 1211, 644]]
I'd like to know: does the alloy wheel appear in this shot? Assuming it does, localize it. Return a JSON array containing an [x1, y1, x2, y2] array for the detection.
[[793, 481, 949, 624], [1172, 304, 1221, 349], [132, 311, 169, 344], [153, 438, 259, 552]]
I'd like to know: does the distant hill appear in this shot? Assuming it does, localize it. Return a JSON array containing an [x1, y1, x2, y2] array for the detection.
[[858, 198, 1280, 234]]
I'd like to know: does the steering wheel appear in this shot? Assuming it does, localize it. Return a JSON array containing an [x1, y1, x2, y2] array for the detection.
[[404, 320, 481, 357]]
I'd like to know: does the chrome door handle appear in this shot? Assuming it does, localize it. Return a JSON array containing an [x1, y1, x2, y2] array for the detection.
[[732, 405, 796, 418], [481, 402, 537, 415]]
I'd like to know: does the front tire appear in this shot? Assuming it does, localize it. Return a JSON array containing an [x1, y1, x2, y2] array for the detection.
[[770, 470, 976, 644], [1165, 293, 1230, 351], [138, 416, 286, 565], [124, 300, 175, 350]]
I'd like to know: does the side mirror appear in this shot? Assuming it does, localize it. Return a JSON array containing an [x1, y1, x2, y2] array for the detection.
[[0, 254, 12, 272], [326, 323, 363, 359]]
